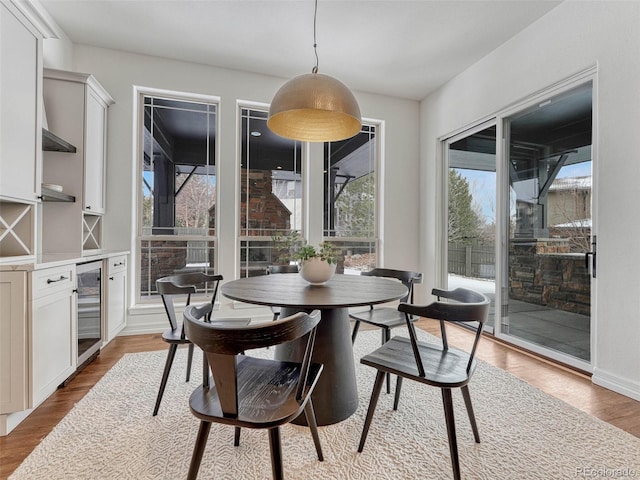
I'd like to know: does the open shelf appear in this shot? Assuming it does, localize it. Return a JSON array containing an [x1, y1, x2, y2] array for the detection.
[[40, 186, 75, 203], [42, 128, 76, 153], [0, 201, 34, 257], [82, 214, 102, 251]]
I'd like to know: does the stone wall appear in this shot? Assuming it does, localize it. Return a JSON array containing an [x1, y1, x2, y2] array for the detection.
[[509, 238, 590, 316], [240, 169, 291, 235], [140, 240, 188, 294]]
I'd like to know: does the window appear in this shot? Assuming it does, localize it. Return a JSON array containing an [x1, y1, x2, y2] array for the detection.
[[239, 108, 302, 277], [138, 94, 217, 299], [323, 124, 377, 272]]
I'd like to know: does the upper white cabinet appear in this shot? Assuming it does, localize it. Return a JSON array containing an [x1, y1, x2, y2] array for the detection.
[[0, 2, 42, 204], [43, 68, 114, 215], [84, 88, 108, 213], [0, 2, 42, 263]]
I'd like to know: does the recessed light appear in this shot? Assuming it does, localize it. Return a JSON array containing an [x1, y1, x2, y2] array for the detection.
[[277, 166, 283, 169]]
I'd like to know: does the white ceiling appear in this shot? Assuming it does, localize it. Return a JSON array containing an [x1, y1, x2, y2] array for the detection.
[[37, 0, 561, 101]]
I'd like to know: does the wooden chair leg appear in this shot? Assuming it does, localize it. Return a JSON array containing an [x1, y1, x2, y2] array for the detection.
[[351, 320, 361, 344], [461, 385, 480, 443], [202, 352, 209, 388], [186, 343, 194, 382], [383, 328, 391, 394], [234, 426, 241, 447], [303, 399, 324, 461], [187, 421, 211, 480], [268, 427, 284, 480], [442, 388, 461, 480], [357, 370, 386, 453], [393, 376, 403, 411], [153, 343, 177, 416]]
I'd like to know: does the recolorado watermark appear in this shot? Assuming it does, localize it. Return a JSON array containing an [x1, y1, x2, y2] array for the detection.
[[576, 467, 638, 478]]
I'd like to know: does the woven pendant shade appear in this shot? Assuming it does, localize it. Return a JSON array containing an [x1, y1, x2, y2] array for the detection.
[[267, 72, 362, 142]]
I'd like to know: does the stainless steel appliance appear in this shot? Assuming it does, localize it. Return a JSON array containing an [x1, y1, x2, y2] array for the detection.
[[76, 261, 103, 366]]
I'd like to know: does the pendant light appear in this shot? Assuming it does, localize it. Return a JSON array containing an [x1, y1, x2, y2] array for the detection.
[[267, 0, 362, 142]]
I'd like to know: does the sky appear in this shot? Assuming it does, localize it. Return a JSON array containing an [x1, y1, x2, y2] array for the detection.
[[458, 161, 592, 223]]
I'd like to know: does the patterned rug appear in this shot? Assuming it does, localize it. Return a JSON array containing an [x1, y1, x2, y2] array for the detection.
[[10, 328, 640, 479]]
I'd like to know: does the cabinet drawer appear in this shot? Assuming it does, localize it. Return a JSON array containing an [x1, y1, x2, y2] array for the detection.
[[108, 255, 127, 274], [31, 265, 75, 299]]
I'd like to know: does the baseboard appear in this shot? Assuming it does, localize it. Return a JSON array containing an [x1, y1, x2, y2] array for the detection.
[[0, 409, 33, 436], [121, 304, 273, 336], [592, 368, 640, 401]]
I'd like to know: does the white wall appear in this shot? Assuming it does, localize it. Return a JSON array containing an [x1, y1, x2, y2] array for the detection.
[[420, 1, 640, 400], [41, 43, 420, 330]]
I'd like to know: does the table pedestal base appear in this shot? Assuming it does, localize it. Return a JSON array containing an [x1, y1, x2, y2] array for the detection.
[[275, 306, 358, 426]]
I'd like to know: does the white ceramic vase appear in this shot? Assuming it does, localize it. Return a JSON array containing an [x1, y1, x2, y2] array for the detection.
[[299, 257, 336, 285]]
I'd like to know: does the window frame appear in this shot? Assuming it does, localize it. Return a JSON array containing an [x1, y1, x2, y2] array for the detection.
[[133, 86, 220, 303], [237, 103, 304, 277], [322, 120, 382, 272]]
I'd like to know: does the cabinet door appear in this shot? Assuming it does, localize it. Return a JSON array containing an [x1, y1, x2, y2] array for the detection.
[[0, 3, 40, 202], [31, 284, 76, 407], [84, 88, 107, 214], [106, 268, 127, 342], [0, 272, 28, 414]]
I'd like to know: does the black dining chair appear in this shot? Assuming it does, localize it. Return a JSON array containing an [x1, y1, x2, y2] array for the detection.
[[266, 264, 299, 321], [349, 268, 422, 397], [357, 287, 490, 480], [153, 272, 250, 416], [183, 303, 324, 480]]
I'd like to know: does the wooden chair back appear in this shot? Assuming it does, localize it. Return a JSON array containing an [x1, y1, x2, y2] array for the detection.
[[398, 287, 489, 376], [184, 304, 321, 417], [362, 268, 423, 304], [156, 272, 223, 332]]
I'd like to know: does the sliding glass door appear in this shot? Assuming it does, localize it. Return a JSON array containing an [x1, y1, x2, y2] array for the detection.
[[446, 123, 497, 331], [503, 82, 593, 365], [444, 79, 594, 370]]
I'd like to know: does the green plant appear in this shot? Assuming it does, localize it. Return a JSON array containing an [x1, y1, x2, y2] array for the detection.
[[295, 241, 338, 265]]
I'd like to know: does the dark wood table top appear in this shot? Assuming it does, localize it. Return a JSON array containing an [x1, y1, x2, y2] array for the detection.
[[221, 273, 408, 309]]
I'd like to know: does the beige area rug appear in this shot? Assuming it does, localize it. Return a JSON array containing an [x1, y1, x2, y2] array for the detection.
[[10, 328, 640, 480]]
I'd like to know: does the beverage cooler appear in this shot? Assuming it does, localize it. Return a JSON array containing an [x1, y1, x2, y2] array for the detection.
[[76, 261, 103, 365]]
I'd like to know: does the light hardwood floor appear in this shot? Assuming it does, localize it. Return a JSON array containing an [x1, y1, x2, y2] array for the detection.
[[1, 322, 639, 479]]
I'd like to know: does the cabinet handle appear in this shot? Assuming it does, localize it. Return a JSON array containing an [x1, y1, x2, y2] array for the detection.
[[47, 275, 68, 284], [114, 262, 124, 267], [109, 276, 114, 280], [86, 205, 92, 210], [72, 289, 78, 294]]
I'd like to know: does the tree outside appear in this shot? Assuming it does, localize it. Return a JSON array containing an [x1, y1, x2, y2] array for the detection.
[[175, 173, 214, 231], [334, 173, 375, 237], [448, 169, 486, 244]]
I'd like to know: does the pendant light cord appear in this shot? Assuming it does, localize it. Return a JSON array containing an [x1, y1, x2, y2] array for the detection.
[[312, 0, 319, 74]]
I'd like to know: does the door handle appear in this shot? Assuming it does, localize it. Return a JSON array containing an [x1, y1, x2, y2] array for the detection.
[[47, 275, 68, 284], [585, 235, 596, 278], [584, 251, 595, 276]]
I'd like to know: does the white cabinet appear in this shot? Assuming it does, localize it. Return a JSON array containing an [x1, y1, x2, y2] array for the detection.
[[106, 255, 127, 342], [29, 265, 76, 407], [42, 69, 114, 256], [0, 252, 126, 434], [0, 2, 41, 204], [0, 264, 76, 416], [0, 2, 42, 263], [0, 272, 28, 414], [84, 88, 108, 214]]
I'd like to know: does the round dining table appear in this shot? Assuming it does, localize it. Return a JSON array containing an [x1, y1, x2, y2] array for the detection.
[[221, 273, 408, 425]]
